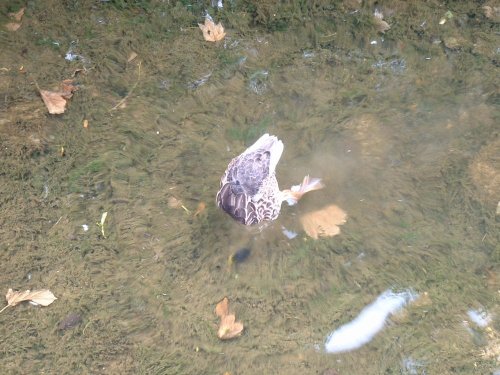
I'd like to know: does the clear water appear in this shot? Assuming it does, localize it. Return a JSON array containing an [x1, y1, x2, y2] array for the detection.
[[0, 1, 498, 374]]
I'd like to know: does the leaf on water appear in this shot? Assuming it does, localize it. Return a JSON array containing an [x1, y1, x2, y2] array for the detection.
[[198, 18, 226, 42], [39, 79, 78, 114], [1, 288, 57, 312], [300, 204, 347, 239], [215, 297, 244, 340]]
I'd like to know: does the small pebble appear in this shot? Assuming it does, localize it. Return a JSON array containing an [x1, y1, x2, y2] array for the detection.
[[229, 248, 251, 264], [58, 312, 82, 330]]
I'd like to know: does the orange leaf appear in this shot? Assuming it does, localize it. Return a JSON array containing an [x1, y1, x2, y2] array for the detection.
[[5, 23, 21, 32], [40, 90, 69, 114], [39, 79, 78, 114], [300, 204, 347, 239], [9, 8, 25, 22], [193, 201, 206, 217], [60, 79, 78, 98], [198, 18, 226, 42], [6, 7, 25, 32], [217, 314, 244, 340], [215, 297, 229, 318], [215, 297, 244, 340]]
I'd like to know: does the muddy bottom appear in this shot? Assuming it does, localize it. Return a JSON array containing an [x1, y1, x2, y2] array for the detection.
[[0, 1, 498, 374]]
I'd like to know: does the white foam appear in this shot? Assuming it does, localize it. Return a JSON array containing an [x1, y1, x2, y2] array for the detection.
[[325, 289, 417, 353]]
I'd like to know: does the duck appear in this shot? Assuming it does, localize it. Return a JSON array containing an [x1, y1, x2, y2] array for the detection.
[[216, 134, 324, 225]]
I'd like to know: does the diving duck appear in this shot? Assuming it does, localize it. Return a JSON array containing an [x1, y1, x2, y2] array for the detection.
[[216, 134, 324, 225]]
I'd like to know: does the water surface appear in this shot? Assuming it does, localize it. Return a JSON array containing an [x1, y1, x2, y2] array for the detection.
[[0, 1, 498, 374]]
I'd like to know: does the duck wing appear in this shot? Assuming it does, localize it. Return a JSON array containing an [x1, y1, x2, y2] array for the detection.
[[216, 182, 258, 225]]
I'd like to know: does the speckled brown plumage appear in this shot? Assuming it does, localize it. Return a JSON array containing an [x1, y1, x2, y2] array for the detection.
[[216, 134, 324, 225]]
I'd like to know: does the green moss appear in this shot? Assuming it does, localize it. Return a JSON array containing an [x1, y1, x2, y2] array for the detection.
[[68, 159, 106, 192], [227, 115, 272, 144]]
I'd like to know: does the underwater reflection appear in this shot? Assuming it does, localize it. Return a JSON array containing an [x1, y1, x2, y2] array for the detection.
[[325, 289, 417, 354]]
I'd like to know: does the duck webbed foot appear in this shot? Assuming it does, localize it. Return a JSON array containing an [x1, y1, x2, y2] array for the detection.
[[281, 175, 324, 206]]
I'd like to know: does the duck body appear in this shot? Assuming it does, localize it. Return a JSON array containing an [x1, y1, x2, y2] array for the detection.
[[216, 134, 324, 225], [216, 134, 284, 225]]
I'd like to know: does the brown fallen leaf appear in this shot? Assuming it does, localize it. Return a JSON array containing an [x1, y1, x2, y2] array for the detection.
[[9, 7, 25, 22], [300, 204, 347, 239], [373, 10, 390, 33], [218, 314, 244, 340], [40, 90, 68, 114], [5, 7, 25, 32], [127, 52, 138, 63], [167, 196, 183, 209], [215, 297, 244, 340], [193, 201, 206, 217], [215, 297, 229, 318], [0, 288, 57, 313], [39, 79, 78, 114], [71, 68, 85, 77], [5, 22, 21, 31], [198, 18, 226, 42], [60, 79, 78, 97]]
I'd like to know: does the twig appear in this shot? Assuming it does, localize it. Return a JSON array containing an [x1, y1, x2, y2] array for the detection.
[[82, 320, 92, 335], [110, 61, 142, 111]]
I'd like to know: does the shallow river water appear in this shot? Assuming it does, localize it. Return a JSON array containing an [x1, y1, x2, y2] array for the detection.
[[0, 1, 499, 374]]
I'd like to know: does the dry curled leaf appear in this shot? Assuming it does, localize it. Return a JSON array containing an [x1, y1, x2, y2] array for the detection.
[[198, 18, 226, 42], [1, 288, 57, 313], [215, 297, 244, 340], [373, 10, 390, 33], [39, 79, 78, 114], [60, 79, 78, 97], [300, 204, 347, 239]]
